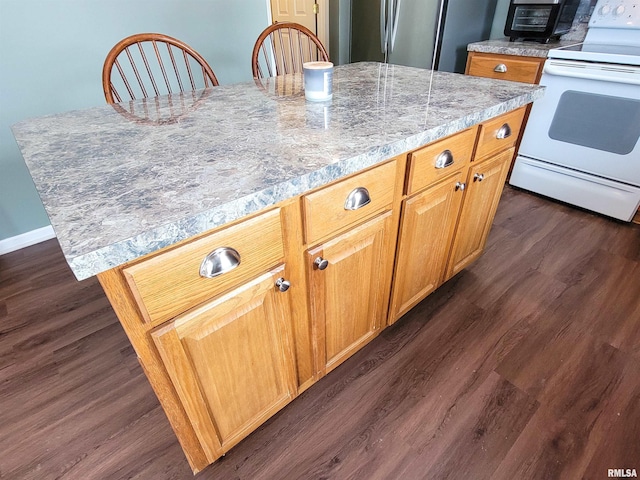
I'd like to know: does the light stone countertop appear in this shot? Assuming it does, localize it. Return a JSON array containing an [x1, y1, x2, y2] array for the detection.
[[468, 39, 583, 58], [12, 62, 544, 280]]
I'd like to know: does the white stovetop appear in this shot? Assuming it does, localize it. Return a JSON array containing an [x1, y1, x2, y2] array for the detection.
[[549, 0, 640, 64]]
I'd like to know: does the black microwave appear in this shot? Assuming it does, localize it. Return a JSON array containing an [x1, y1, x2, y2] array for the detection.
[[504, 0, 581, 42]]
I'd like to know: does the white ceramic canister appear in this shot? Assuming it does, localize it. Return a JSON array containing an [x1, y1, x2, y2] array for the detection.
[[303, 61, 333, 101]]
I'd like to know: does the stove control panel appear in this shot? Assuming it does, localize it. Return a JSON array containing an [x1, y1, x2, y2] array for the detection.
[[590, 0, 639, 28]]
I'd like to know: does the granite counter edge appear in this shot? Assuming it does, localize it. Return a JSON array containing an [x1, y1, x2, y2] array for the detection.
[[66, 88, 544, 281], [467, 39, 583, 58]]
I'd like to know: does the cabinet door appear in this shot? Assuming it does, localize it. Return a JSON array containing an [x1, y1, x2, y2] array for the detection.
[[445, 148, 514, 280], [151, 265, 297, 458], [308, 211, 394, 374], [389, 171, 465, 322]]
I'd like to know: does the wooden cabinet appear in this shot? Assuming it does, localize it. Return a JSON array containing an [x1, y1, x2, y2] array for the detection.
[[303, 159, 401, 374], [475, 107, 526, 160], [390, 110, 523, 324], [97, 109, 528, 473], [390, 172, 465, 320], [303, 160, 397, 244], [445, 148, 514, 280], [308, 211, 395, 373], [406, 127, 477, 195], [123, 209, 285, 326], [151, 265, 297, 458], [465, 52, 545, 84], [441, 109, 521, 283], [101, 207, 302, 469], [389, 127, 477, 322]]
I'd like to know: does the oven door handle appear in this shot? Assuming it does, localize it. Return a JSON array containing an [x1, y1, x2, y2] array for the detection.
[[544, 61, 640, 86]]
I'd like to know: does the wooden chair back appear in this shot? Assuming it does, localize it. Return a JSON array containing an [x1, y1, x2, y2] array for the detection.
[[102, 33, 218, 104], [252, 22, 329, 79]]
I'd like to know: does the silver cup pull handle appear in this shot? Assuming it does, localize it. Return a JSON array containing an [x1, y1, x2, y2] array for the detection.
[[344, 187, 371, 211], [435, 149, 454, 169], [496, 123, 512, 140], [199, 247, 241, 278], [494, 63, 507, 73]]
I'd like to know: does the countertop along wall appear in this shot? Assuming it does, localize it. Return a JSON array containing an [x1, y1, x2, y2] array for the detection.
[[0, 0, 271, 248]]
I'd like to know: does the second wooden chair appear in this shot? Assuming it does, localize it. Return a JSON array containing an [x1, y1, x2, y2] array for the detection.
[[252, 22, 329, 79]]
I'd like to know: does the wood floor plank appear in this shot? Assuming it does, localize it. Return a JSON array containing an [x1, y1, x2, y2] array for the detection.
[[493, 319, 640, 479], [492, 360, 640, 480], [400, 372, 539, 480], [582, 378, 640, 479], [553, 250, 640, 358]]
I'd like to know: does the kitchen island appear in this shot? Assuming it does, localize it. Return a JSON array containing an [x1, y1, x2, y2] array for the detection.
[[13, 62, 544, 473]]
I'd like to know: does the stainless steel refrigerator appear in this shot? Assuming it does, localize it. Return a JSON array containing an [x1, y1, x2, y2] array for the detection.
[[350, 0, 498, 73]]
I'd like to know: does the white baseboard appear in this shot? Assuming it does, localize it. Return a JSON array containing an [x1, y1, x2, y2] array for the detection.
[[0, 225, 56, 255]]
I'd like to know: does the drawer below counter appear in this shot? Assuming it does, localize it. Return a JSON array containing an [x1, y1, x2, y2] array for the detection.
[[466, 52, 545, 84]]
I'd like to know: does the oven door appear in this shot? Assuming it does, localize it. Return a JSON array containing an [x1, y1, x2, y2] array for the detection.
[[518, 59, 640, 186]]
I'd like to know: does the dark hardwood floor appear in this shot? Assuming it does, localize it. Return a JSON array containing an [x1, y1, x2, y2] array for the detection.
[[1, 186, 639, 480]]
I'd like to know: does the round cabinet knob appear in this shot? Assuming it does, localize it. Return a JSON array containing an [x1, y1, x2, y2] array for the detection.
[[614, 4, 625, 15], [600, 4, 611, 14], [314, 257, 329, 270], [474, 173, 485, 182], [275, 277, 291, 292], [455, 182, 466, 191]]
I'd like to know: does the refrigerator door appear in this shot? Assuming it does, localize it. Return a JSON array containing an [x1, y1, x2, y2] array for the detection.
[[351, 0, 386, 63], [388, 0, 440, 69], [349, 0, 496, 72], [350, 0, 438, 68], [436, 0, 498, 73]]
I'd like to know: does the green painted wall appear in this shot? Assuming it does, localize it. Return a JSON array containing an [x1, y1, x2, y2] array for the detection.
[[0, 0, 270, 241]]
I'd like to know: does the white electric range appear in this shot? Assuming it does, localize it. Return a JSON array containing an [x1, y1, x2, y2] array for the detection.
[[510, 0, 640, 221]]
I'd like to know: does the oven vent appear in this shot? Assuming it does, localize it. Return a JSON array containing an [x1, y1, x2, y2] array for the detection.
[[600, 65, 639, 75]]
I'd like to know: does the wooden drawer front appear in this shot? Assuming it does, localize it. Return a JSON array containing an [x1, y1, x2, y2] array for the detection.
[[303, 160, 397, 244], [407, 127, 477, 195], [124, 208, 285, 325], [475, 107, 526, 160], [467, 53, 543, 84]]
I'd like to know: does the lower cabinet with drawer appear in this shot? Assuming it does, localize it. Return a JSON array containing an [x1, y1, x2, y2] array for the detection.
[[96, 108, 526, 474], [465, 50, 543, 180], [444, 147, 514, 280], [304, 158, 403, 375], [98, 205, 304, 469], [389, 126, 476, 321], [390, 110, 523, 324]]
